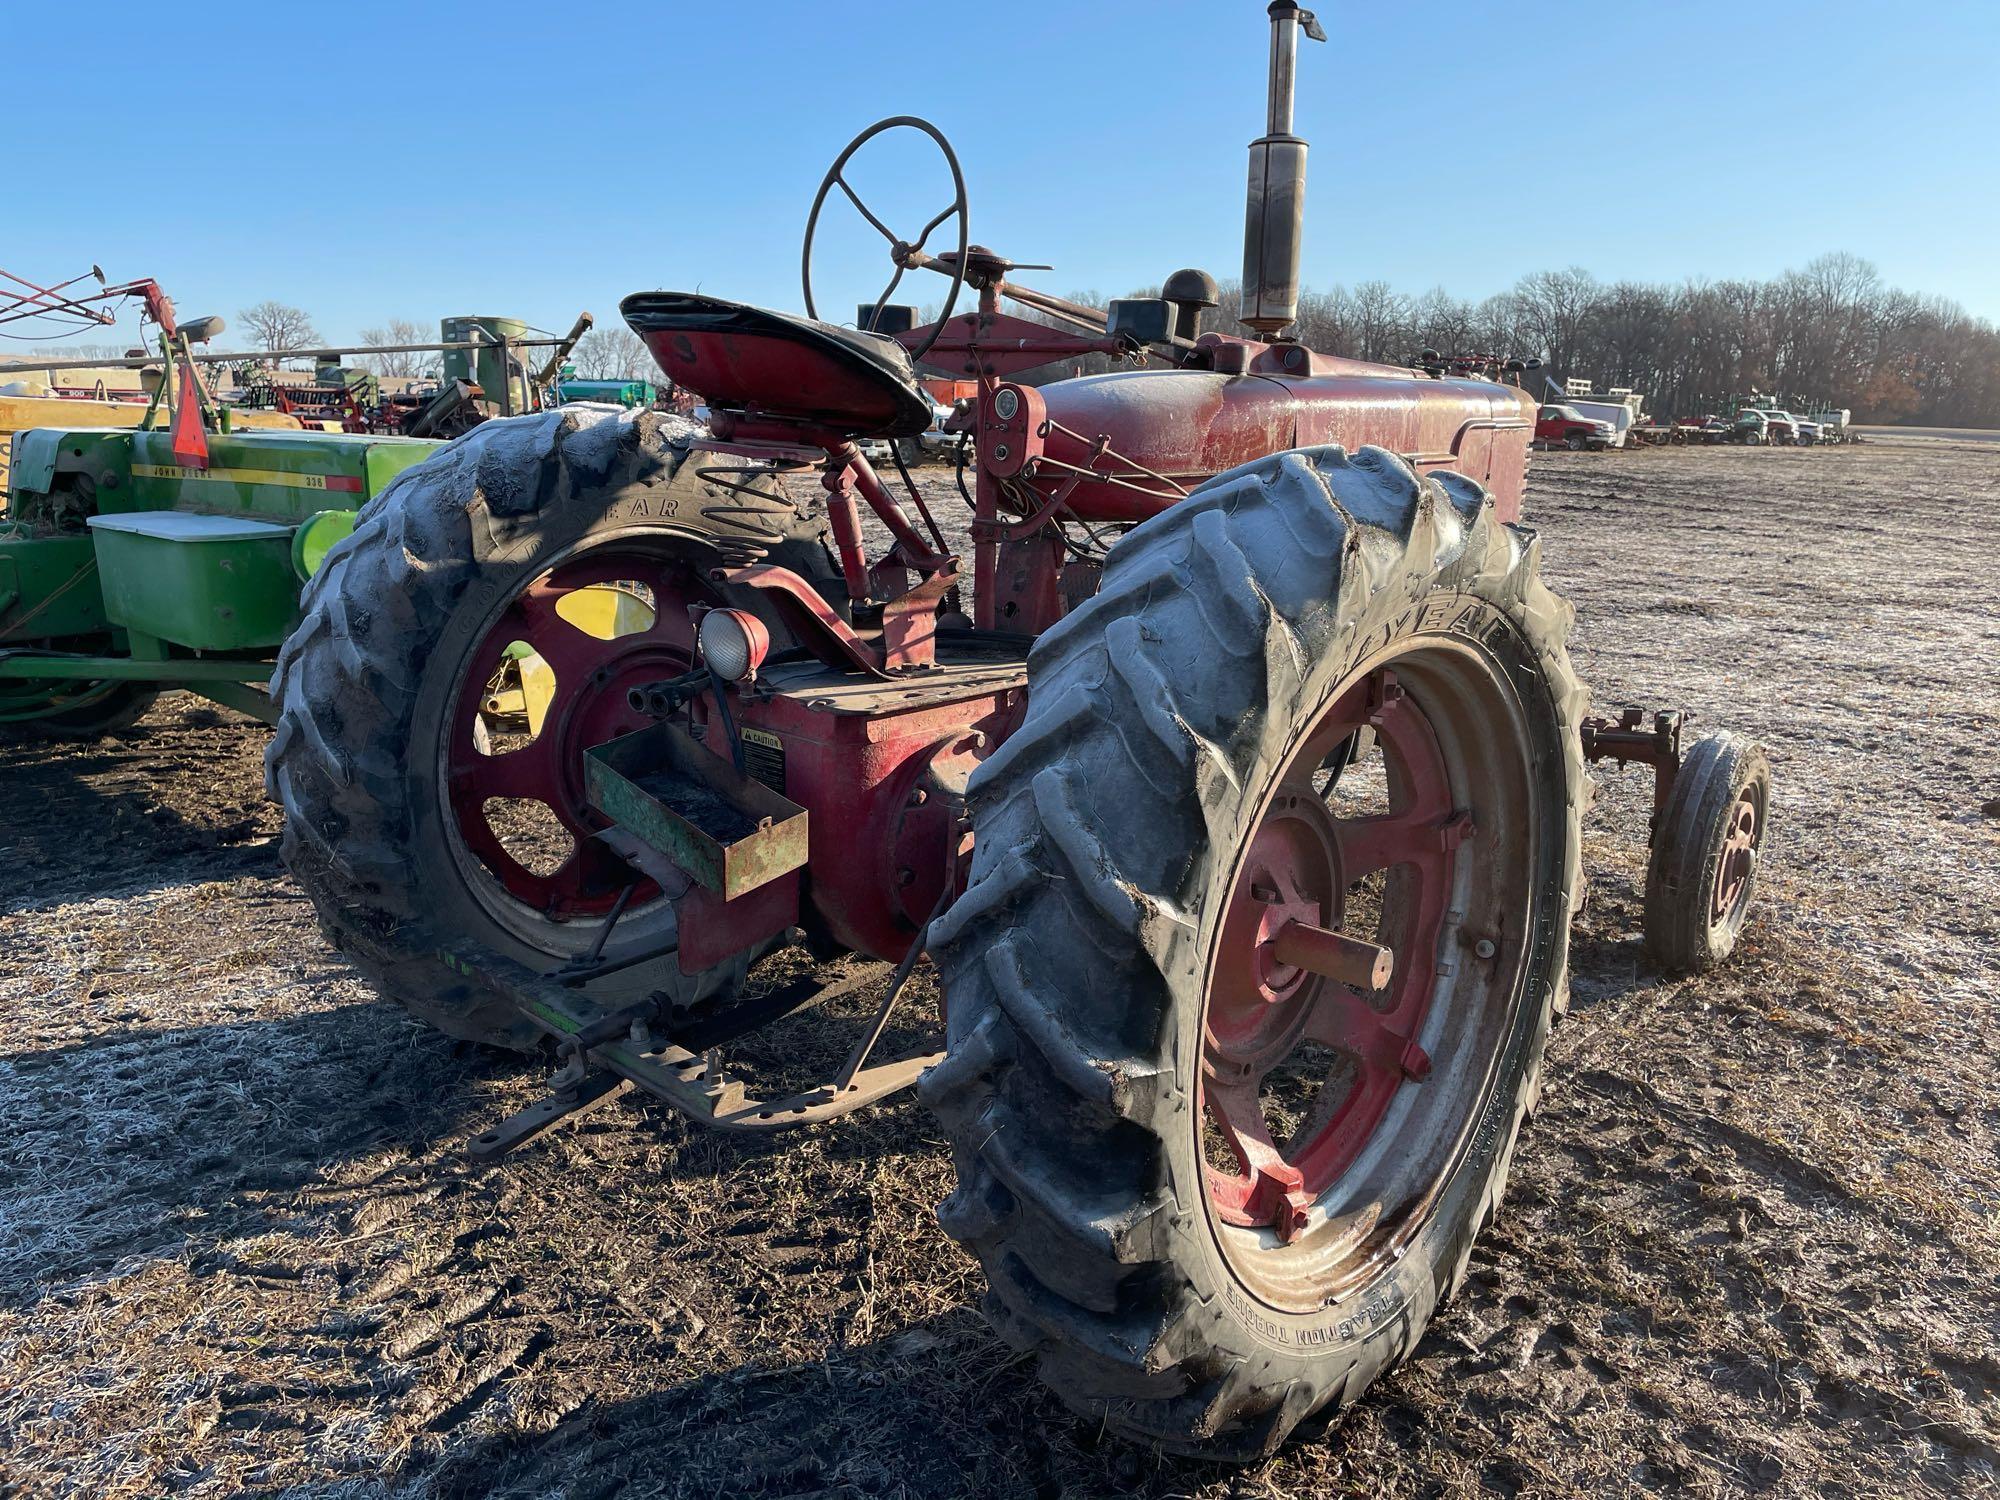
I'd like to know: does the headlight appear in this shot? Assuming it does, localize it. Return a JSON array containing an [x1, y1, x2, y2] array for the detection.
[[697, 608, 770, 682]]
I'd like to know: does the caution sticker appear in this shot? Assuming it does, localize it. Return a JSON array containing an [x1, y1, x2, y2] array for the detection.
[[741, 726, 786, 793]]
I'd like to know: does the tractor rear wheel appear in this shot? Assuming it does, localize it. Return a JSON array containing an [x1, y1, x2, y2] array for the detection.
[[266, 407, 837, 1049], [922, 446, 1587, 1458]]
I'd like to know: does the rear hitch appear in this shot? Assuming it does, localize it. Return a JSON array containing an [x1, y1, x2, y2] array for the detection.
[[466, 1071, 633, 1163], [456, 839, 963, 1155], [460, 951, 939, 1153], [1582, 708, 1683, 841]]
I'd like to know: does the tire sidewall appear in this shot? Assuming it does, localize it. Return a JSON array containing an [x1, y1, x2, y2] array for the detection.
[[1693, 743, 1769, 955], [1164, 585, 1572, 1379], [1648, 734, 1769, 971], [400, 508, 730, 978], [276, 409, 832, 1014]]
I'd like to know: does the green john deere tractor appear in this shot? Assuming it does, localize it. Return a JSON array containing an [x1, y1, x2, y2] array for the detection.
[[0, 423, 435, 735], [0, 312, 577, 738]]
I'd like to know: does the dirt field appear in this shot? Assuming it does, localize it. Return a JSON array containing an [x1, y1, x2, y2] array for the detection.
[[2, 439, 1996, 1498]]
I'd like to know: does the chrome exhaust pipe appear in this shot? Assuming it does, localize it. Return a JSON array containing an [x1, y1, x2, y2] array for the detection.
[[1240, 2, 1323, 337]]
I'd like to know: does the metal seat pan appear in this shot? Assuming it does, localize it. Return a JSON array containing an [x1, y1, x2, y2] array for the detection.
[[622, 292, 932, 439]]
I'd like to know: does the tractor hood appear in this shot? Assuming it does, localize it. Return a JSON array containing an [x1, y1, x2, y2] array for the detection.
[[1035, 352, 1538, 524]]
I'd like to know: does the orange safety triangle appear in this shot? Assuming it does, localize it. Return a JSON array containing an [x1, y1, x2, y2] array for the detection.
[[169, 363, 210, 469]]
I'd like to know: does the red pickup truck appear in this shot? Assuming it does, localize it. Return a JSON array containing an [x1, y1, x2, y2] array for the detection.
[[1536, 404, 1617, 451]]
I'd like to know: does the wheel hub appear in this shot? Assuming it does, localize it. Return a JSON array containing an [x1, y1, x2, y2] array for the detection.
[[1208, 791, 1343, 1057], [1201, 670, 1468, 1247], [1711, 793, 1759, 925], [445, 548, 708, 922]]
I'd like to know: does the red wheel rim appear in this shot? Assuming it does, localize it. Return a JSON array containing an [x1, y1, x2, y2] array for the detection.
[[1201, 669, 1470, 1244], [1710, 792, 1759, 926], [444, 548, 707, 923]]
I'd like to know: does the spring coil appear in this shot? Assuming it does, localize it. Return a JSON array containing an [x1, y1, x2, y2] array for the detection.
[[706, 532, 772, 569]]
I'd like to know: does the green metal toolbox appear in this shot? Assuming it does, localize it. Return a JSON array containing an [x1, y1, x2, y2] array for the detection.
[[86, 511, 298, 651]]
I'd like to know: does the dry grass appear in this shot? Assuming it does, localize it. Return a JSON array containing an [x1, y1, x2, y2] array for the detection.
[[0, 439, 1996, 1497]]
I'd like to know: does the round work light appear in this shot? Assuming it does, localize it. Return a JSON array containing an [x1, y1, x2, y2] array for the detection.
[[697, 607, 770, 682]]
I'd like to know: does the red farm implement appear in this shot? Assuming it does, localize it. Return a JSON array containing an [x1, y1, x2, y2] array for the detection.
[[267, 2, 1770, 1458], [0, 268, 227, 468]]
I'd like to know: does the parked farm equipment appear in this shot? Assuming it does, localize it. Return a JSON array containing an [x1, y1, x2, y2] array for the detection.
[[265, 2, 1771, 1458], [0, 269, 308, 494], [1534, 378, 1853, 453], [0, 305, 585, 736]]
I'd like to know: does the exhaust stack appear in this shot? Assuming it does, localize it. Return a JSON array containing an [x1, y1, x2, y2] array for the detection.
[[1240, 2, 1324, 337]]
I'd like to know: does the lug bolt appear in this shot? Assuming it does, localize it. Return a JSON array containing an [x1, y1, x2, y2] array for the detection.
[[1474, 938, 1497, 960]]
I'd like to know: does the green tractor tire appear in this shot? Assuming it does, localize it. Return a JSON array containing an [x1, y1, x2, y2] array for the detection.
[[0, 672, 158, 741]]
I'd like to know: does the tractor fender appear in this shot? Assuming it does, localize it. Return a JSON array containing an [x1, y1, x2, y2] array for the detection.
[[6, 430, 71, 498], [6, 428, 134, 504]]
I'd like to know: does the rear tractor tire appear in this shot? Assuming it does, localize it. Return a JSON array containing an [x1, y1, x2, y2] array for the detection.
[[266, 406, 836, 1049], [1643, 730, 1769, 973], [922, 445, 1588, 1458]]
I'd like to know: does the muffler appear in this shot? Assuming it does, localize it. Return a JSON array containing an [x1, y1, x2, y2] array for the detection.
[[1240, 2, 1325, 336]]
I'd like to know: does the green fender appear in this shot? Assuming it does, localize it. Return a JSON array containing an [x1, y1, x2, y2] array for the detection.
[[6, 429, 136, 511]]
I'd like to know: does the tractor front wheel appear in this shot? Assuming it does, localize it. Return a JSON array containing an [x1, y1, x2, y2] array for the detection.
[[266, 407, 837, 1048], [923, 446, 1587, 1457], [1644, 730, 1769, 972]]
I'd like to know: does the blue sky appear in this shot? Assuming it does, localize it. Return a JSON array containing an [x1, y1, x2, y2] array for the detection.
[[9, 0, 1997, 351]]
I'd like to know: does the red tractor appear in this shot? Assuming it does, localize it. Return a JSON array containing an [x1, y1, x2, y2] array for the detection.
[[268, 2, 1770, 1458]]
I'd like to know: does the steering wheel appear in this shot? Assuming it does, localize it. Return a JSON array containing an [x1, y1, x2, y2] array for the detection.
[[802, 116, 968, 363]]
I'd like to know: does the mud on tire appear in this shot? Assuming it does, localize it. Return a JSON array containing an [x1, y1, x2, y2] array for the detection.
[[265, 406, 832, 1049], [920, 445, 1588, 1457]]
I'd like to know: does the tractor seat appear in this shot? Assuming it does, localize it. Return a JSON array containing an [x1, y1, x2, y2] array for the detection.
[[621, 291, 933, 439]]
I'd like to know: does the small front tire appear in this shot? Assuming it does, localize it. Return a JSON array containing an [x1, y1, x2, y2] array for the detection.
[[1644, 731, 1770, 973]]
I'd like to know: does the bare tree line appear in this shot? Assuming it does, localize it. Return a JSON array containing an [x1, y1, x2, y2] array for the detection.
[[568, 327, 652, 381], [17, 253, 1997, 426], [1258, 252, 1999, 423], [237, 300, 321, 356], [18, 303, 436, 378], [1020, 253, 2000, 426], [240, 304, 441, 379]]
